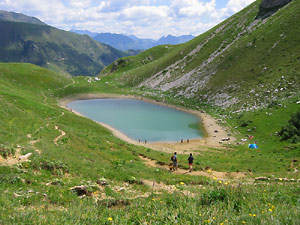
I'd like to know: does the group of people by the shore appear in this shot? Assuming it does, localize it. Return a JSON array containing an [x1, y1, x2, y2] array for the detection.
[[170, 152, 194, 172]]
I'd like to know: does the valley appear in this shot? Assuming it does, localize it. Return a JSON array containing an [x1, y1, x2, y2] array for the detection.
[[0, 0, 299, 224]]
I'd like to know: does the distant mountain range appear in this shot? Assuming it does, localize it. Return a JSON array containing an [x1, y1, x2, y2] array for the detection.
[[71, 30, 195, 51], [0, 10, 133, 76]]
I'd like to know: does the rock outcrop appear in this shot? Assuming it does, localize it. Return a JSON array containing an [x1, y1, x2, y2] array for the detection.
[[257, 0, 293, 18], [260, 0, 292, 9]]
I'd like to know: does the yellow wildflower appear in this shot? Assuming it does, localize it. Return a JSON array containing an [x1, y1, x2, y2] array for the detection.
[[225, 220, 228, 222], [272, 205, 275, 209], [180, 182, 185, 185], [264, 190, 266, 192], [152, 198, 155, 201], [242, 221, 246, 224], [205, 220, 210, 223], [269, 209, 273, 212], [220, 223, 224, 225], [253, 214, 256, 217], [249, 214, 252, 216], [268, 203, 271, 206], [207, 170, 212, 173], [108, 217, 113, 221], [213, 177, 217, 180], [160, 201, 163, 203], [224, 182, 228, 185], [227, 181, 230, 183], [213, 217, 216, 220], [218, 180, 222, 184], [262, 211, 265, 214], [199, 213, 202, 217]]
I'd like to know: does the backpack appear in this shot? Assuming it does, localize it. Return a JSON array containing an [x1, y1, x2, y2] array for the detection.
[[171, 155, 175, 161]]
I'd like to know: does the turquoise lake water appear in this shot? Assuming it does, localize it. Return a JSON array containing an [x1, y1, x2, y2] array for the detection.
[[67, 98, 203, 142]]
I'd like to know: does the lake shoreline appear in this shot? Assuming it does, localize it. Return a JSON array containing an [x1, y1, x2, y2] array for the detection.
[[59, 93, 235, 152]]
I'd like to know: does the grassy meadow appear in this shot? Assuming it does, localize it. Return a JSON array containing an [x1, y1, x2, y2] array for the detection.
[[0, 63, 299, 224]]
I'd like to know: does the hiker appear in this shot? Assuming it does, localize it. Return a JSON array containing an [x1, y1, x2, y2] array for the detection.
[[188, 153, 194, 172], [187, 139, 189, 143], [181, 139, 183, 143], [170, 155, 175, 171], [173, 152, 178, 171], [145, 140, 147, 144]]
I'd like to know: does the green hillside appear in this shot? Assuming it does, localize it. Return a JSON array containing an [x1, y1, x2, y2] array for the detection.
[[0, 62, 299, 224], [102, 0, 300, 111], [1, 0, 300, 223], [0, 20, 127, 76]]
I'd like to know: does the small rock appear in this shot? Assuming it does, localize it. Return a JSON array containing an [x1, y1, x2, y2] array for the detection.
[[13, 193, 22, 198], [18, 153, 32, 161], [255, 177, 270, 181], [221, 138, 230, 141], [97, 178, 108, 186]]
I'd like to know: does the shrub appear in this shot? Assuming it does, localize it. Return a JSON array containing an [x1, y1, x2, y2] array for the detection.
[[30, 157, 69, 175], [0, 144, 16, 158], [279, 110, 300, 143], [200, 189, 227, 205]]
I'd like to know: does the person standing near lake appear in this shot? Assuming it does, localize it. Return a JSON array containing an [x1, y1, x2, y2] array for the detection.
[[188, 153, 194, 172], [173, 152, 178, 171]]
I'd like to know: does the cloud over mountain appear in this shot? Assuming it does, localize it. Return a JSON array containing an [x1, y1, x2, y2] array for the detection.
[[0, 0, 255, 39]]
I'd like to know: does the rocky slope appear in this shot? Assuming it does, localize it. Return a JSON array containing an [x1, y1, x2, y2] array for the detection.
[[103, 0, 300, 111], [257, 0, 293, 18]]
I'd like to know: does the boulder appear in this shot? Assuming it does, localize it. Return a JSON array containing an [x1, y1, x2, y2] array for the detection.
[[70, 185, 90, 196]]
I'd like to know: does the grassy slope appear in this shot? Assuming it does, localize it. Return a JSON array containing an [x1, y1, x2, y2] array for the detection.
[[101, 0, 300, 111], [1, 1, 300, 223], [0, 63, 299, 224], [0, 21, 127, 76]]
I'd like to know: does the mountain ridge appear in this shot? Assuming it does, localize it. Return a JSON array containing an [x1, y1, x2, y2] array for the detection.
[[0, 11, 131, 76], [71, 30, 195, 51], [0, 10, 46, 25]]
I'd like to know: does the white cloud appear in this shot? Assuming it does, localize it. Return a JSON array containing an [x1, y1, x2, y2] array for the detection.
[[0, 0, 256, 39], [121, 6, 169, 19], [221, 0, 255, 17]]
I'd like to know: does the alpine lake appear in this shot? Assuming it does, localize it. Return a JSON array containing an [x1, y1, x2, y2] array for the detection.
[[67, 98, 204, 143]]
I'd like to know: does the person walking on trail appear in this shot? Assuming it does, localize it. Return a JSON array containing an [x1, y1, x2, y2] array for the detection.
[[188, 153, 194, 172], [173, 152, 178, 171]]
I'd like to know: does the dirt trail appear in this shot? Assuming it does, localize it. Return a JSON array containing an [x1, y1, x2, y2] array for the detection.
[[139, 155, 246, 179], [54, 125, 66, 146], [0, 148, 33, 166]]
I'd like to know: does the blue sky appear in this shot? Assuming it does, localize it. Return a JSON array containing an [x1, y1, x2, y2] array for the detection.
[[0, 0, 255, 39]]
